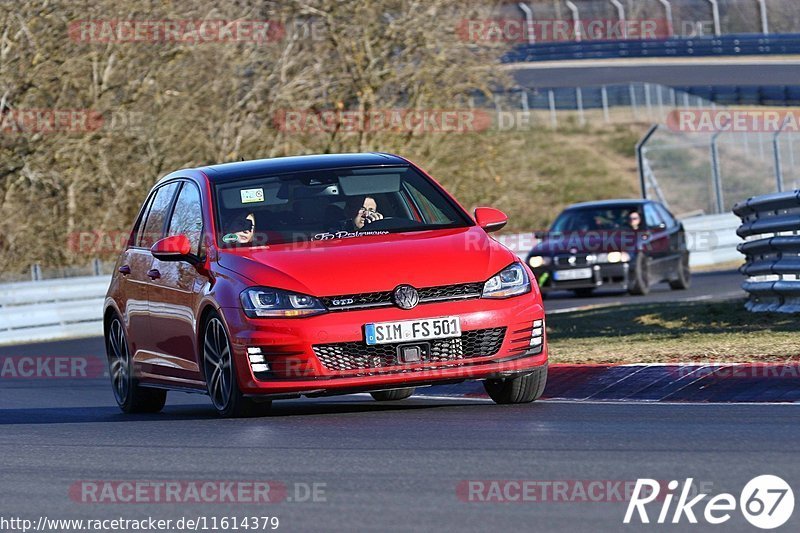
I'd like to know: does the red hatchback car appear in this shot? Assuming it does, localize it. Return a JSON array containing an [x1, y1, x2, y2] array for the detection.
[[104, 153, 548, 417]]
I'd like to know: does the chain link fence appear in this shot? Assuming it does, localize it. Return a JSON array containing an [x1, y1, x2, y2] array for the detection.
[[640, 123, 800, 216]]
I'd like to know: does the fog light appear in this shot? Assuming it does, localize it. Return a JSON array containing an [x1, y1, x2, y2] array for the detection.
[[249, 354, 265, 364], [529, 318, 545, 352], [251, 363, 269, 373]]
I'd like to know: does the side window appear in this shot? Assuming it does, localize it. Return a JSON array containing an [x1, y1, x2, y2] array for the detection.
[[130, 193, 156, 247], [167, 182, 203, 255], [644, 204, 665, 229], [138, 182, 180, 248], [404, 182, 448, 224], [655, 204, 677, 228]]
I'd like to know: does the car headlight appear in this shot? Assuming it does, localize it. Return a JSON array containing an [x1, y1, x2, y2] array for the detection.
[[528, 256, 551, 268], [604, 251, 631, 264], [482, 263, 531, 299], [241, 287, 327, 318]]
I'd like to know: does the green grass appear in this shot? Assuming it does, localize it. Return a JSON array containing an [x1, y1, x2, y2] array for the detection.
[[546, 299, 800, 364]]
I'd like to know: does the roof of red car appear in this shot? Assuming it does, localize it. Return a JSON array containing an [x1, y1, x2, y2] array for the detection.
[[197, 152, 408, 182]]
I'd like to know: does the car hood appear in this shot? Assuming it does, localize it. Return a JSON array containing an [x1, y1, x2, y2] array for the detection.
[[530, 230, 643, 256], [217, 227, 516, 296]]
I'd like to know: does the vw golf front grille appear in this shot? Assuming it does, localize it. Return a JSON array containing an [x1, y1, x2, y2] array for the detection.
[[313, 327, 506, 372]]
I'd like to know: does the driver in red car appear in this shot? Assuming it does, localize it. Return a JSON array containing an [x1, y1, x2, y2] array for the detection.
[[345, 196, 383, 231], [224, 211, 256, 244]]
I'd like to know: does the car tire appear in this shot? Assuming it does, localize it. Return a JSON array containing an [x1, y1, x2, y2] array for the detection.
[[572, 288, 594, 298], [370, 388, 415, 401], [106, 315, 167, 414], [202, 312, 272, 418], [484, 365, 548, 404], [628, 254, 651, 296], [669, 253, 691, 290]]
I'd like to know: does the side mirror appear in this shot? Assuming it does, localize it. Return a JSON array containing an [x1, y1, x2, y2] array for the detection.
[[151, 235, 194, 262], [474, 207, 508, 233]]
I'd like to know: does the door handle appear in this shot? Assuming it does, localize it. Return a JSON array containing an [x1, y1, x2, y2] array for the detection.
[[147, 269, 161, 280], [118, 265, 131, 275]]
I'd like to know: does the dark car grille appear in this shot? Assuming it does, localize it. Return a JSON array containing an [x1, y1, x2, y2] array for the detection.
[[319, 282, 484, 311], [313, 327, 506, 372], [554, 254, 590, 267]]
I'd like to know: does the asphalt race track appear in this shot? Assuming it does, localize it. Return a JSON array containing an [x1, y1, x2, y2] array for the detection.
[[1, 380, 799, 532], [2, 269, 790, 533]]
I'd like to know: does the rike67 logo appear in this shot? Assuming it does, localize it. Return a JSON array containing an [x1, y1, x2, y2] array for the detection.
[[624, 476, 794, 529]]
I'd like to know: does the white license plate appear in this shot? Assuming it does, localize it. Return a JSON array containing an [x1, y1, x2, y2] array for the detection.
[[554, 268, 593, 281], [365, 316, 461, 345]]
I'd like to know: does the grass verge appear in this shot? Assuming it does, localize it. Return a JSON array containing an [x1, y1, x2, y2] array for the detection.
[[546, 299, 800, 364]]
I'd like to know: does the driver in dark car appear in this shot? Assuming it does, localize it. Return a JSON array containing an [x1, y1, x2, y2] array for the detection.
[[343, 196, 383, 231]]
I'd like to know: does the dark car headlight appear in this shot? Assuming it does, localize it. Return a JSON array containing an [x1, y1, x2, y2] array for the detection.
[[482, 263, 531, 299], [241, 287, 327, 318]]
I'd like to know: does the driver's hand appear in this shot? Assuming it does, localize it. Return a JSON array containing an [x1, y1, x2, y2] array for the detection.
[[363, 211, 384, 224]]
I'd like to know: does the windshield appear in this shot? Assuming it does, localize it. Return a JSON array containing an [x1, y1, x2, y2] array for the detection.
[[550, 206, 642, 232], [213, 166, 471, 246]]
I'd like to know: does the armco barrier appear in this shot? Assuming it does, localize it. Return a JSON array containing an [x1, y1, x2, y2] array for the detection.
[[0, 276, 109, 345], [503, 33, 800, 63], [734, 190, 800, 312]]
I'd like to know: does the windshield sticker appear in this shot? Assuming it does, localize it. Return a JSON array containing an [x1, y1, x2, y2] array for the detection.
[[240, 188, 265, 204], [222, 233, 240, 243], [313, 230, 390, 241]]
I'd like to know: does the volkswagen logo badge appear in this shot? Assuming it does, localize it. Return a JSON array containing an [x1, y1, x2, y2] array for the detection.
[[393, 285, 419, 310]]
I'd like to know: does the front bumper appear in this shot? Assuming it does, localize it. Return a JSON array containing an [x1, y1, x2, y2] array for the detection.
[[221, 294, 547, 395], [534, 262, 631, 292]]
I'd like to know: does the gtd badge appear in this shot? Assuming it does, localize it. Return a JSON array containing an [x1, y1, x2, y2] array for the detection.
[[393, 285, 419, 310]]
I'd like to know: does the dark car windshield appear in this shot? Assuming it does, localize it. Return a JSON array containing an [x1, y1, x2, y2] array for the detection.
[[550, 206, 641, 232], [213, 166, 471, 246]]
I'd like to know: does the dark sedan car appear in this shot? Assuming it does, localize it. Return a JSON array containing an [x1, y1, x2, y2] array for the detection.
[[525, 199, 690, 296]]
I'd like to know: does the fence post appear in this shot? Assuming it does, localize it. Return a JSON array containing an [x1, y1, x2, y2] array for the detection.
[[93, 258, 102, 276], [576, 87, 585, 126], [31, 264, 42, 281], [629, 85, 639, 120], [774, 131, 785, 192], [711, 131, 725, 213], [601, 86, 610, 123], [644, 83, 653, 119], [518, 2, 536, 44], [658, 0, 674, 37], [565, 1, 582, 42], [706, 0, 722, 36], [758, 0, 769, 35], [636, 124, 659, 199], [548, 89, 557, 128]]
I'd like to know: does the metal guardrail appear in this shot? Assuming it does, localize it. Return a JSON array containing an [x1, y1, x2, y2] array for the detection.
[[734, 190, 800, 312], [0, 276, 109, 345], [503, 33, 800, 63]]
